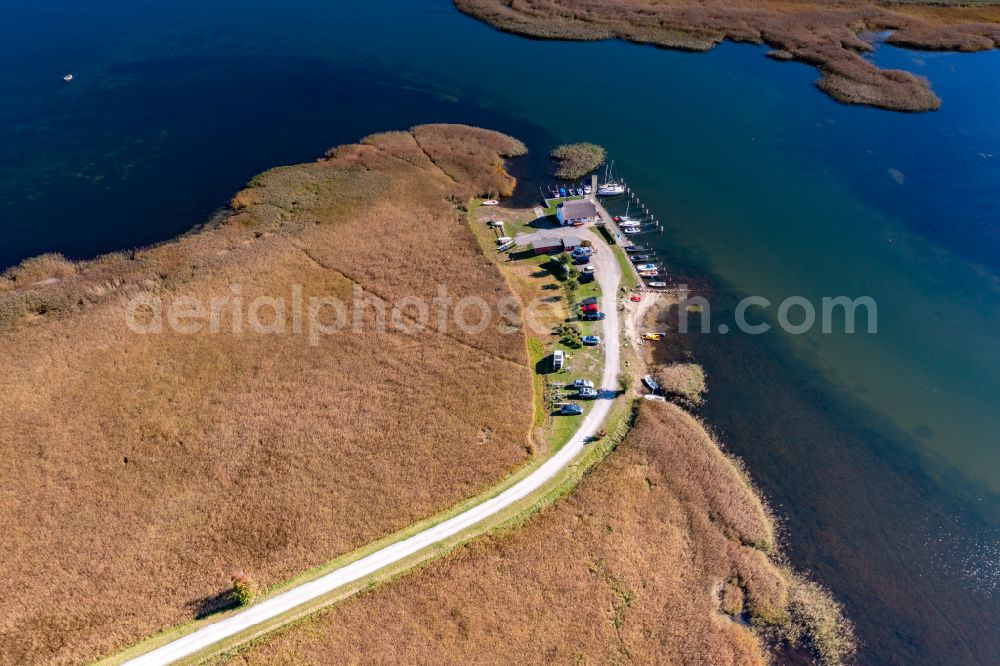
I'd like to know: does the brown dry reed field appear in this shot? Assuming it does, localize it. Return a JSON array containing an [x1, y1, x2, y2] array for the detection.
[[222, 401, 855, 666], [551, 142, 607, 180], [455, 0, 1000, 112], [0, 125, 536, 665]]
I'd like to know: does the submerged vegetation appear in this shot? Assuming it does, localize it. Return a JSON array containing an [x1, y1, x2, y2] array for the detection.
[[551, 142, 607, 180], [455, 0, 1000, 111]]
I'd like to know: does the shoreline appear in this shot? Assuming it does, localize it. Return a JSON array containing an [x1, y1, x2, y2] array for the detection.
[[454, 0, 1000, 112], [3, 134, 852, 665]]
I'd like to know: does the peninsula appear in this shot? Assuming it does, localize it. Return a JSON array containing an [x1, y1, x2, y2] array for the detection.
[[1, 125, 850, 665]]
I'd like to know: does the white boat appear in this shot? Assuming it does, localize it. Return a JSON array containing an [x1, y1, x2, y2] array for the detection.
[[597, 160, 625, 196], [647, 281, 667, 288], [618, 217, 642, 227], [482, 199, 499, 206], [635, 263, 657, 271], [63, 74, 73, 82], [583, 185, 592, 194], [642, 374, 660, 392], [623, 227, 641, 234], [496, 236, 513, 244]]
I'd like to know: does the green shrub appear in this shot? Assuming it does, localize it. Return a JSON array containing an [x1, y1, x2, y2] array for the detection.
[[231, 572, 258, 606], [558, 323, 583, 348]]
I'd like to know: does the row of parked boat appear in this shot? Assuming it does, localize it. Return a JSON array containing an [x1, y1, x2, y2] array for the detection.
[[626, 244, 668, 288], [548, 161, 629, 200], [549, 183, 591, 198]]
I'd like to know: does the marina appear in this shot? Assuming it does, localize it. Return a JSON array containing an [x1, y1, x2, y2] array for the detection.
[[543, 163, 674, 291]]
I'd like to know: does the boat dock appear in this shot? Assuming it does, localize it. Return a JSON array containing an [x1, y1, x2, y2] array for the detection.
[[543, 167, 672, 291], [587, 194, 644, 285]]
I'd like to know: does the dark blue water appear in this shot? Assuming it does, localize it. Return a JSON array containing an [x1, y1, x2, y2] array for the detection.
[[3, 1, 999, 662]]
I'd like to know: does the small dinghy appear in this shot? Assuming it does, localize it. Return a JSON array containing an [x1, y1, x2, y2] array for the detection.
[[482, 199, 499, 206], [63, 74, 73, 82]]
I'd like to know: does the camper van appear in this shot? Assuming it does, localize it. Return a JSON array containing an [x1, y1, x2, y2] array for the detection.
[[552, 349, 565, 371]]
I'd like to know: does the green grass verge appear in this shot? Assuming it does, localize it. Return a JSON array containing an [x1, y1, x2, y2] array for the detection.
[[612, 245, 640, 290]]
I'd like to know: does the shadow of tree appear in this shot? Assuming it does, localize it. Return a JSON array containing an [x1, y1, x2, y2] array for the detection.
[[187, 588, 239, 620], [529, 215, 558, 229]]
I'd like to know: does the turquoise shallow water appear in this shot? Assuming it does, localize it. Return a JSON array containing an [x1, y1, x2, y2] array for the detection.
[[2, 1, 999, 662]]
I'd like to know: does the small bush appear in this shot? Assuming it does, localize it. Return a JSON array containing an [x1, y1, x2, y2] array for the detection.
[[558, 323, 583, 348], [551, 143, 607, 180], [563, 277, 578, 303], [231, 572, 259, 606], [617, 371, 632, 392]]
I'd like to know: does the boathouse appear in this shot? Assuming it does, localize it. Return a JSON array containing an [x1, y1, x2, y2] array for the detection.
[[556, 199, 597, 226], [531, 238, 563, 255]]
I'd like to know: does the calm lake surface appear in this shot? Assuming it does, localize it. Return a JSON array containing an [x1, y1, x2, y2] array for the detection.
[[3, 1, 998, 662]]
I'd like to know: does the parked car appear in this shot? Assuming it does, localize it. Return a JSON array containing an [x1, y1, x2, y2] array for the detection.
[[552, 349, 565, 370], [578, 387, 598, 399], [560, 403, 583, 415], [582, 265, 596, 273], [582, 311, 606, 321], [582, 335, 601, 346], [572, 246, 593, 258], [579, 272, 595, 284], [573, 255, 590, 265], [572, 379, 594, 389], [581, 303, 599, 314], [579, 296, 598, 306]]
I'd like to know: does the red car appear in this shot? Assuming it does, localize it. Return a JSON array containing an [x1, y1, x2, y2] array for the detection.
[[581, 303, 599, 314]]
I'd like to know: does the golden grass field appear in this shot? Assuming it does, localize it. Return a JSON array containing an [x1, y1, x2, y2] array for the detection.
[[455, 0, 1000, 111], [0, 125, 536, 665], [220, 402, 854, 666]]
